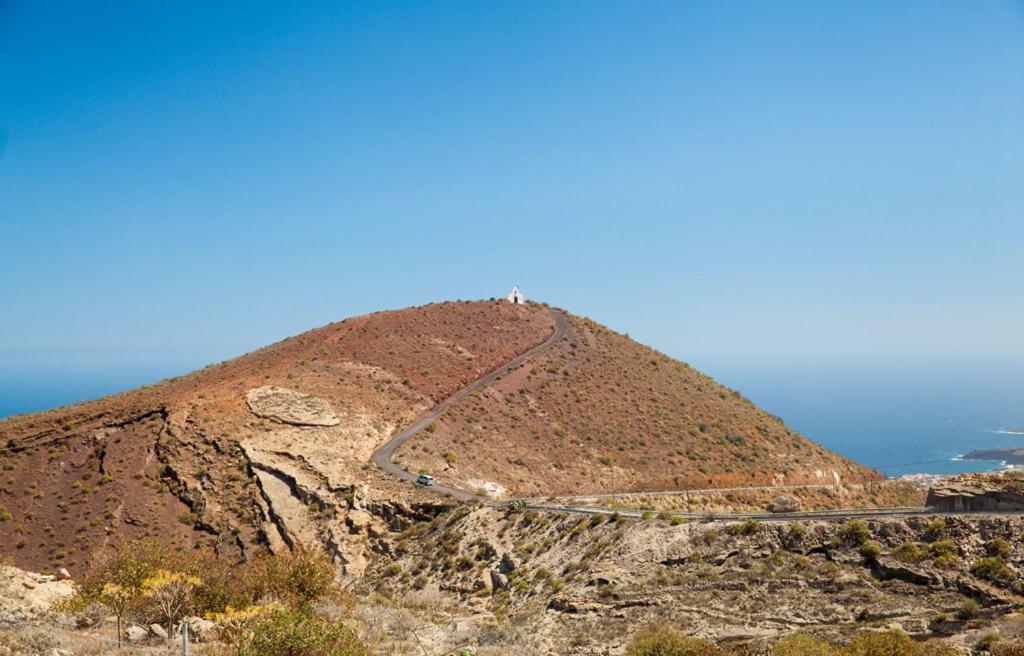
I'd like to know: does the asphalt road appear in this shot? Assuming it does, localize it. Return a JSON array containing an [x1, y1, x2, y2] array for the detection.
[[371, 306, 1018, 523], [371, 305, 570, 501]]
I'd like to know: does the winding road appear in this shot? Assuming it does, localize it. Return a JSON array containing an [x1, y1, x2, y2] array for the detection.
[[371, 306, 570, 501], [371, 306, 1013, 523]]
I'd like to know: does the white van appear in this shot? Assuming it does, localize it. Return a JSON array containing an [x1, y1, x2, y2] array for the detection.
[[416, 474, 435, 486]]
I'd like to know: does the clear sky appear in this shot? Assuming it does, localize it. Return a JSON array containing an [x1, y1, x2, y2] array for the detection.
[[2, 1, 1023, 377]]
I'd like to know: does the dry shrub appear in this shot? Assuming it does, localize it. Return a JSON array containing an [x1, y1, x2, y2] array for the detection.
[[0, 627, 61, 656], [993, 641, 1024, 656], [246, 546, 339, 611], [224, 606, 366, 656], [61, 540, 361, 654], [773, 630, 956, 656], [625, 625, 720, 656]]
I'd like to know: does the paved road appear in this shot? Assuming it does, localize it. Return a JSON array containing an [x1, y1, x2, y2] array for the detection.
[[521, 503, 1024, 522], [371, 307, 1021, 523], [521, 504, 934, 522], [510, 482, 866, 504], [371, 306, 570, 501]]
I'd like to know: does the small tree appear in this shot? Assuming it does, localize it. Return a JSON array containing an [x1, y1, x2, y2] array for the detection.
[[141, 569, 202, 640], [100, 583, 137, 649]]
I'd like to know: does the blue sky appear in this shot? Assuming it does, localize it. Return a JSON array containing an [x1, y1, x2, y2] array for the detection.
[[2, 1, 1023, 377]]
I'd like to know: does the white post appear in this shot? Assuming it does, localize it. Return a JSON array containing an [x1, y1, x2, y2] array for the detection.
[[181, 621, 189, 656]]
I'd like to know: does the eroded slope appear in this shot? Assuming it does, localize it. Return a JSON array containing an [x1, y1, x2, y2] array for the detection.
[[0, 301, 554, 571]]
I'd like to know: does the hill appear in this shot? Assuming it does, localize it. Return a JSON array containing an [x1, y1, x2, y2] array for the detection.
[[397, 312, 878, 496], [0, 300, 877, 574]]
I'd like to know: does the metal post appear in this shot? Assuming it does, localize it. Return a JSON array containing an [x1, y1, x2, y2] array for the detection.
[[181, 621, 189, 656]]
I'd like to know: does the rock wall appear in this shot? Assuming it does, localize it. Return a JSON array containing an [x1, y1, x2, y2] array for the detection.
[[927, 478, 1024, 512]]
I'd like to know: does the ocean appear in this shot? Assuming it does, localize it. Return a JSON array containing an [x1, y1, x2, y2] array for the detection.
[[702, 357, 1024, 477], [2, 357, 1022, 479]]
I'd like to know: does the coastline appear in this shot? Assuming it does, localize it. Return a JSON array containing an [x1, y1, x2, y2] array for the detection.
[[963, 447, 1024, 466]]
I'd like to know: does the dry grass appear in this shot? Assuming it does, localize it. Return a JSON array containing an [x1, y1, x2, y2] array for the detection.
[[400, 313, 880, 496]]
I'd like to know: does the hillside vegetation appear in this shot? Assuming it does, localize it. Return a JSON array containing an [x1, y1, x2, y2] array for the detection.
[[398, 313, 879, 496]]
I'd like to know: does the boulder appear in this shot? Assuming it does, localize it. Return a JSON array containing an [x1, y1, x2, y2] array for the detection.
[[768, 495, 801, 513], [873, 559, 944, 587], [346, 509, 373, 533], [149, 623, 169, 640], [490, 570, 509, 590], [55, 568, 71, 581], [185, 616, 218, 642], [124, 625, 148, 643], [500, 552, 519, 573]]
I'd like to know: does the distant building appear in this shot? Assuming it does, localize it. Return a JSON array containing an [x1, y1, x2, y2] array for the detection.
[[506, 287, 525, 304]]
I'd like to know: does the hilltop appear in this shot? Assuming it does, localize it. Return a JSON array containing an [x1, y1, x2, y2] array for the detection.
[[0, 300, 877, 574]]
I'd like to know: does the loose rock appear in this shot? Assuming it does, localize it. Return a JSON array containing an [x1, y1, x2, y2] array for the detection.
[[125, 625, 148, 643]]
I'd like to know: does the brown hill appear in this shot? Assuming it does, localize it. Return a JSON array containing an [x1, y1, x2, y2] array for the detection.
[[0, 300, 877, 574], [396, 313, 878, 496]]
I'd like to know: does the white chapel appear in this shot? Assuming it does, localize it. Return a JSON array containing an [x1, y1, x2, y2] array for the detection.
[[506, 287, 525, 304]]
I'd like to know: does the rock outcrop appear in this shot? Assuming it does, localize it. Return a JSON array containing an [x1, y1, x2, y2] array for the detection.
[[927, 471, 1024, 512], [246, 386, 340, 426], [768, 494, 801, 513], [0, 566, 74, 629]]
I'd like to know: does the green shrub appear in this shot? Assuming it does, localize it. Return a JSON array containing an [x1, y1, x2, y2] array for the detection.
[[956, 599, 980, 620], [922, 518, 946, 542], [844, 630, 956, 656], [625, 625, 719, 656], [975, 632, 1000, 652], [986, 537, 1013, 559], [971, 556, 1015, 585], [836, 521, 870, 547], [929, 539, 959, 559], [228, 606, 366, 656], [893, 542, 928, 563], [772, 633, 832, 656], [248, 547, 337, 610], [730, 519, 760, 536], [0, 506, 11, 522], [859, 541, 881, 563], [773, 630, 956, 656]]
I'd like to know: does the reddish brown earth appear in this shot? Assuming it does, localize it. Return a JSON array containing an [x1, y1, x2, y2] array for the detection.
[[0, 301, 553, 571], [397, 313, 880, 496], [0, 300, 877, 575]]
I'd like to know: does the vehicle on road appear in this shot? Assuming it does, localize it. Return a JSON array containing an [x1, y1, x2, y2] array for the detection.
[[416, 474, 435, 486]]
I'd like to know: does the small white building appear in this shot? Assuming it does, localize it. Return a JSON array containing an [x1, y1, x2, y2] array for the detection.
[[506, 286, 525, 304]]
